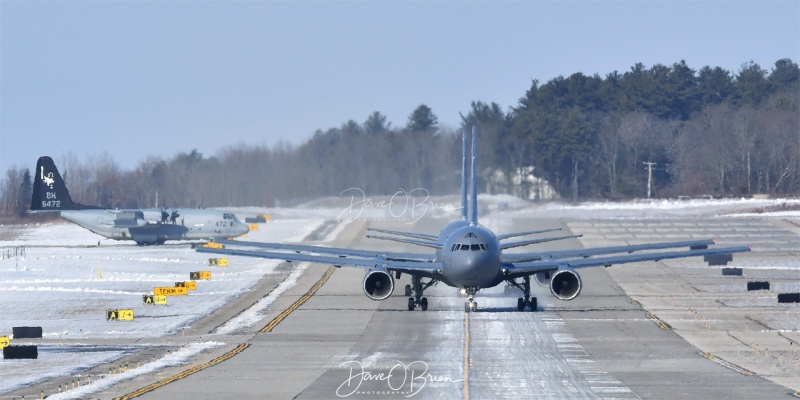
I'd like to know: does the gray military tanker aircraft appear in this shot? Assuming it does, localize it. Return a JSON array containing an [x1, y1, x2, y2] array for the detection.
[[198, 131, 750, 312], [30, 156, 249, 245]]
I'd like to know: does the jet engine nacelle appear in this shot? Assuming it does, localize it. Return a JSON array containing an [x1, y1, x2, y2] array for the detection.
[[362, 267, 394, 301], [534, 271, 552, 287], [549, 267, 582, 300]]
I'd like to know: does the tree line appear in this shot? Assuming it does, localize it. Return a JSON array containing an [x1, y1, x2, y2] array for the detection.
[[1, 59, 798, 219]]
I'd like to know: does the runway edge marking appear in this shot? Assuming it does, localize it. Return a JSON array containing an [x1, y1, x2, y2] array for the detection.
[[645, 313, 672, 330], [260, 265, 336, 333], [699, 352, 755, 376], [463, 312, 470, 400], [115, 343, 250, 400]]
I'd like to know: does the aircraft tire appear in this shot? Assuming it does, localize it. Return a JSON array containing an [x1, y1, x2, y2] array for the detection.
[[420, 297, 428, 311], [404, 284, 412, 297], [407, 298, 415, 311], [517, 298, 525, 311], [529, 297, 537, 312]]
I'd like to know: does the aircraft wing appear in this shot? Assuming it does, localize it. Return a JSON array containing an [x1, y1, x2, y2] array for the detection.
[[213, 239, 435, 262], [366, 228, 438, 242], [501, 238, 718, 263], [502, 245, 751, 279], [196, 246, 442, 278]]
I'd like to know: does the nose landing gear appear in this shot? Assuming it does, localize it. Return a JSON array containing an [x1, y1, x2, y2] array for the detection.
[[463, 286, 479, 313]]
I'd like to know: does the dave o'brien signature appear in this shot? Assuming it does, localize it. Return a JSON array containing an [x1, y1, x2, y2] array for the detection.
[[338, 188, 458, 224], [336, 360, 462, 397]]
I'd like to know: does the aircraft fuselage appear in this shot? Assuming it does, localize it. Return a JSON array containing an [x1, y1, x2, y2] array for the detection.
[[60, 209, 249, 245]]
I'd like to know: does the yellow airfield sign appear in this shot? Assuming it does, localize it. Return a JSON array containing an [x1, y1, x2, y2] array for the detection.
[[0, 336, 9, 348], [190, 271, 212, 280], [208, 258, 228, 267], [106, 309, 134, 321], [154, 286, 188, 296], [175, 281, 197, 290], [203, 242, 224, 249], [143, 295, 168, 305], [248, 223, 259, 231]]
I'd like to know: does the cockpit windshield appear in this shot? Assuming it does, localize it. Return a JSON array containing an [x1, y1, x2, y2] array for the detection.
[[451, 243, 488, 251]]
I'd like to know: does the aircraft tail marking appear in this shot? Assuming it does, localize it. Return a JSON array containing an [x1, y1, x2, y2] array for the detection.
[[30, 156, 97, 211]]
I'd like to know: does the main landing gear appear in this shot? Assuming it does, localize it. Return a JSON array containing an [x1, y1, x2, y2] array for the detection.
[[464, 286, 479, 313], [406, 275, 437, 311], [506, 276, 537, 312]]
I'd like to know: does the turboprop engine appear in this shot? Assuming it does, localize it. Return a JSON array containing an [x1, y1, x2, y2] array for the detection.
[[362, 267, 394, 300], [549, 267, 582, 300]]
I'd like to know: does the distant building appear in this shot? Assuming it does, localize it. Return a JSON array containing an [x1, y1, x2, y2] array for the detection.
[[488, 167, 558, 201]]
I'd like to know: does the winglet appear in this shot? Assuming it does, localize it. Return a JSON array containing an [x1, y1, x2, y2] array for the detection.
[[460, 128, 468, 221], [469, 126, 478, 226]]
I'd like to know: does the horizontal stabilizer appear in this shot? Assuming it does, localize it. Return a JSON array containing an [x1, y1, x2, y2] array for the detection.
[[365, 235, 443, 249], [500, 234, 583, 250], [366, 228, 438, 242], [496, 228, 563, 241]]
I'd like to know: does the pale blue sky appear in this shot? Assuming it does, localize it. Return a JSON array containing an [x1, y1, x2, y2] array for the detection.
[[1, 1, 798, 173]]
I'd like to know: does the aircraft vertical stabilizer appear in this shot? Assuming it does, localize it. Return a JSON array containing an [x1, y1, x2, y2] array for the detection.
[[31, 156, 97, 211], [469, 127, 478, 226], [460, 129, 468, 221]]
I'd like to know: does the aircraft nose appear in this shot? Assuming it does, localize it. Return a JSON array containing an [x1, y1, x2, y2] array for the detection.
[[237, 222, 250, 236]]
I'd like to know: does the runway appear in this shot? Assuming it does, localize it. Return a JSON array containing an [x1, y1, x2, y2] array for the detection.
[[108, 214, 796, 399], [0, 205, 800, 399]]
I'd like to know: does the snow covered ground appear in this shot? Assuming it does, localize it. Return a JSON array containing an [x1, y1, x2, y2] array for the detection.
[[0, 215, 326, 394], [0, 196, 797, 396]]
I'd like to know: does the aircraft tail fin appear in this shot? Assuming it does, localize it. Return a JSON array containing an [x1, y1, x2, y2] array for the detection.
[[469, 126, 478, 226], [460, 129, 468, 221], [30, 156, 96, 211]]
